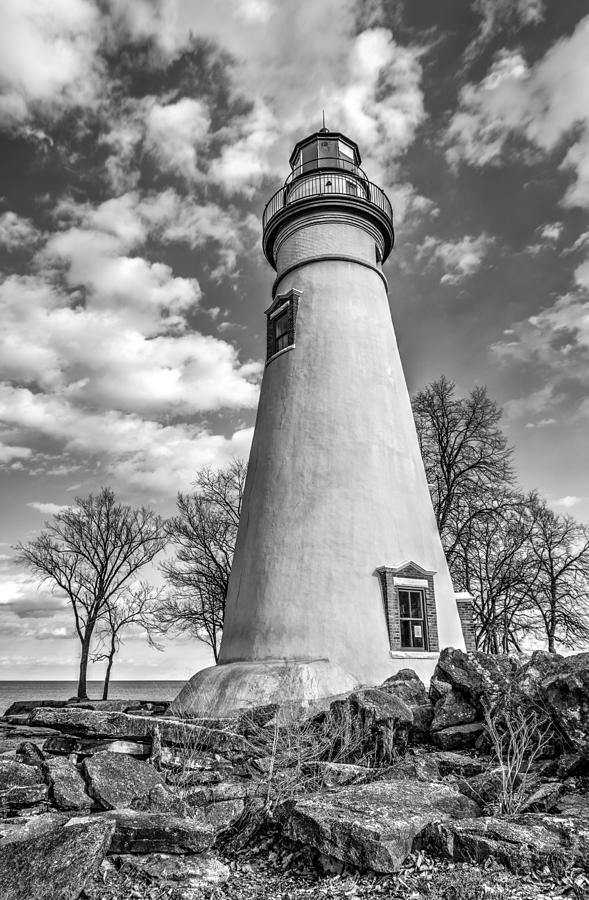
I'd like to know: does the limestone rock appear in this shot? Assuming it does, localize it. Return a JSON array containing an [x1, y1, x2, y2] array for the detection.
[[0, 758, 48, 811], [379, 670, 434, 741], [317, 762, 372, 788], [313, 688, 413, 766], [116, 851, 230, 886], [540, 652, 589, 755], [97, 809, 215, 854], [432, 723, 484, 751], [0, 814, 115, 900], [431, 648, 518, 710], [379, 753, 441, 783], [431, 690, 478, 732], [431, 751, 486, 778], [190, 798, 246, 832], [420, 812, 589, 873], [282, 778, 480, 873], [183, 778, 259, 807], [518, 781, 564, 813], [43, 735, 82, 756], [83, 750, 171, 810], [30, 708, 255, 756], [15, 742, 45, 768], [42, 758, 92, 811]]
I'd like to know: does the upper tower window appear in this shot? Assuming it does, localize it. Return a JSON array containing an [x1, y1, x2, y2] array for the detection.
[[265, 289, 301, 363]]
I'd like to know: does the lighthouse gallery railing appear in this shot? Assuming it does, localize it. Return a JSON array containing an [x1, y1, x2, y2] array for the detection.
[[262, 169, 393, 231]]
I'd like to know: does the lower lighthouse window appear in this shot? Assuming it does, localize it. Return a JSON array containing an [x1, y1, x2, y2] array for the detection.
[[273, 309, 289, 354], [399, 589, 427, 649]]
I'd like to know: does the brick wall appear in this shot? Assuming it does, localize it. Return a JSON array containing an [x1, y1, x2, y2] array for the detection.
[[455, 596, 476, 652]]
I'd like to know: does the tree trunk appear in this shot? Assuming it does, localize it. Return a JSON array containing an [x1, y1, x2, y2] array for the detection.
[[102, 634, 117, 700], [77, 636, 91, 699]]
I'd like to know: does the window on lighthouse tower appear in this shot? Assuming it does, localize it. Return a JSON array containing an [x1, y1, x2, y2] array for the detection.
[[273, 309, 289, 354]]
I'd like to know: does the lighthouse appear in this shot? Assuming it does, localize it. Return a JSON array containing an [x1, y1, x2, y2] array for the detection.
[[172, 127, 468, 717]]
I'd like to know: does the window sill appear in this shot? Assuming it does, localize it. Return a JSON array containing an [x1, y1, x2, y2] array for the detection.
[[266, 344, 295, 366], [390, 650, 439, 658]]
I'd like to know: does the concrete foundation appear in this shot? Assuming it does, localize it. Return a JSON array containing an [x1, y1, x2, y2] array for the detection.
[[168, 659, 361, 718]]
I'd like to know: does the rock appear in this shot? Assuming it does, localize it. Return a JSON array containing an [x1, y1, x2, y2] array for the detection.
[[540, 652, 589, 756], [30, 708, 256, 756], [518, 781, 564, 813], [15, 742, 45, 768], [129, 783, 188, 816], [429, 677, 453, 704], [83, 750, 172, 810], [455, 767, 507, 810], [96, 809, 215, 854], [42, 759, 92, 811], [431, 648, 519, 710], [0, 814, 115, 900], [379, 670, 434, 741], [379, 753, 441, 783], [0, 758, 48, 811], [0, 784, 49, 811], [431, 690, 478, 732], [190, 798, 246, 832], [282, 778, 480, 873], [557, 752, 588, 779], [116, 851, 230, 886], [432, 723, 484, 751], [420, 812, 589, 873], [313, 688, 414, 766], [316, 762, 372, 788], [431, 751, 486, 778], [0, 758, 43, 789], [512, 651, 562, 700], [43, 736, 82, 756], [3, 700, 70, 717]]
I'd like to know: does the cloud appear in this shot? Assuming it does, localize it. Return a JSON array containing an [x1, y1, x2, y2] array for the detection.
[[145, 97, 211, 181], [446, 16, 589, 208], [0, 0, 104, 125], [524, 418, 556, 428], [464, 0, 545, 64], [538, 222, 563, 243], [27, 502, 71, 516], [554, 495, 583, 509], [0, 211, 41, 251], [416, 233, 494, 284]]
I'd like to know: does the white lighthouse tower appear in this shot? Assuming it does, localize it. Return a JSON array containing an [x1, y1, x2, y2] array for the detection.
[[172, 127, 467, 717]]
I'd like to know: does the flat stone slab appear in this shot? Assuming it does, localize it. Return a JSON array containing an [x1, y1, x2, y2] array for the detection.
[[92, 809, 215, 854], [420, 812, 589, 872], [432, 723, 484, 751], [30, 708, 256, 755], [282, 778, 480, 873], [83, 751, 168, 810], [0, 814, 114, 900], [117, 851, 230, 886]]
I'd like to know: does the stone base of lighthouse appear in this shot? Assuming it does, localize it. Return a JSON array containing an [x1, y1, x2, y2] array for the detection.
[[168, 658, 361, 718]]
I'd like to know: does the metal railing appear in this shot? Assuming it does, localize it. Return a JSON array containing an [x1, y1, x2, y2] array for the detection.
[[262, 165, 393, 231]]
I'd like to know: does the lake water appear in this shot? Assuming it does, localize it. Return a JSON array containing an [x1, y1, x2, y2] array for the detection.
[[0, 681, 184, 715]]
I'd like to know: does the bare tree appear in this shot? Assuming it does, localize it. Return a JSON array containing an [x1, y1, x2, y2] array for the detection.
[[156, 459, 246, 661], [15, 488, 167, 699], [454, 491, 539, 653], [92, 582, 164, 700], [412, 376, 514, 566], [525, 497, 589, 652]]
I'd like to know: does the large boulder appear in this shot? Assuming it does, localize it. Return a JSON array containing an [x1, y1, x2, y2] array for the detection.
[[0, 814, 115, 900], [420, 812, 589, 873], [42, 759, 92, 812], [539, 652, 589, 756], [430, 751, 486, 778], [312, 688, 413, 765], [282, 778, 480, 873], [431, 690, 478, 732], [379, 670, 434, 741], [431, 648, 519, 711], [83, 751, 174, 811]]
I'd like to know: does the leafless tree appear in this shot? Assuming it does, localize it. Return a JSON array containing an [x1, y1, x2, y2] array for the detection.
[[412, 376, 514, 567], [525, 497, 589, 652], [155, 459, 246, 661], [15, 488, 167, 698], [454, 491, 539, 652], [92, 582, 164, 700]]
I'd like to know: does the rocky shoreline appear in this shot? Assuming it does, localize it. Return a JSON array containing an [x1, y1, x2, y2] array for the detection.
[[1, 649, 588, 899]]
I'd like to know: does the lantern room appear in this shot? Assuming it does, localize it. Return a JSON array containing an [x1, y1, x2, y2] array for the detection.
[[289, 128, 361, 178]]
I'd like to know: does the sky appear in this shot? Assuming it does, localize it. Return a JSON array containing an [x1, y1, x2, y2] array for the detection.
[[1, 0, 589, 682]]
